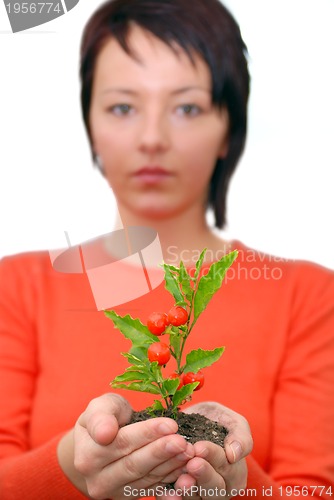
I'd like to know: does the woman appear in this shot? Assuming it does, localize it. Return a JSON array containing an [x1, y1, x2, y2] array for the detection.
[[1, 0, 333, 498]]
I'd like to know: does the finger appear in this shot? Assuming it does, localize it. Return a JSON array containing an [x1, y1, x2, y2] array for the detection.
[[189, 457, 247, 498], [128, 441, 194, 488], [184, 402, 253, 463], [108, 417, 178, 462], [185, 456, 227, 499], [157, 474, 198, 500], [106, 434, 192, 489], [193, 441, 247, 494], [160, 466, 187, 485], [193, 441, 227, 471], [224, 423, 252, 465]]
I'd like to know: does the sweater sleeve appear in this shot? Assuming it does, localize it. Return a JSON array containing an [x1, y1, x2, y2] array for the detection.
[[246, 262, 334, 499], [0, 435, 86, 499], [0, 255, 86, 499]]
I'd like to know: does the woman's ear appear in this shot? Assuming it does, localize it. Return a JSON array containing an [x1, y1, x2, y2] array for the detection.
[[95, 155, 105, 175], [218, 138, 229, 159]]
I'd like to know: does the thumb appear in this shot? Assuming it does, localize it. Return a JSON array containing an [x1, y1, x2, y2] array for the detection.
[[224, 416, 253, 464], [78, 393, 133, 445]]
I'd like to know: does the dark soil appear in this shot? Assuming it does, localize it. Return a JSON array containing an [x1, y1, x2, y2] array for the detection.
[[130, 408, 228, 447]]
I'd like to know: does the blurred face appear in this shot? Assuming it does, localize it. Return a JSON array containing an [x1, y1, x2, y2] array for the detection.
[[89, 25, 229, 221]]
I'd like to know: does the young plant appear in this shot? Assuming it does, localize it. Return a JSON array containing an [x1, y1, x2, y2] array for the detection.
[[105, 248, 237, 416]]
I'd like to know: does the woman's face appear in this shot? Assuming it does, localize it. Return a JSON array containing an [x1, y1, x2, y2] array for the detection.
[[89, 25, 229, 222]]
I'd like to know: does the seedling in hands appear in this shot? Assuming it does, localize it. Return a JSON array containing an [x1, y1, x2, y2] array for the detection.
[[105, 248, 237, 416]]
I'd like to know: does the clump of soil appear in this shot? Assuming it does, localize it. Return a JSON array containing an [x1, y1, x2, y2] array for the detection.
[[130, 408, 228, 447]]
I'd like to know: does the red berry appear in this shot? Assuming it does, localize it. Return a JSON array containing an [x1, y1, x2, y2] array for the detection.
[[182, 370, 204, 391], [147, 312, 169, 335], [168, 306, 188, 327], [169, 373, 183, 390], [148, 342, 171, 366]]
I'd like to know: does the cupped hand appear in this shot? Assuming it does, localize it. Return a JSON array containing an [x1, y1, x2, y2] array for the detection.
[[159, 402, 253, 500], [73, 393, 195, 499]]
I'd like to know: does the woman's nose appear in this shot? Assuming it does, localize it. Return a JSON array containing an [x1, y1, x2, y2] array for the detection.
[[138, 112, 170, 155]]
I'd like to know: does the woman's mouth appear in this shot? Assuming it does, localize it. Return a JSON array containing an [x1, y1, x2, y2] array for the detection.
[[132, 166, 172, 185]]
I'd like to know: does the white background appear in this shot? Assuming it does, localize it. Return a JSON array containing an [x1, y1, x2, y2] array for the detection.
[[0, 0, 333, 268]]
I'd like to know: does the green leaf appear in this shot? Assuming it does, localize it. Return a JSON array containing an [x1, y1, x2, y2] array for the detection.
[[172, 382, 199, 407], [122, 351, 148, 368], [150, 400, 165, 412], [169, 328, 182, 359], [142, 380, 161, 392], [183, 347, 225, 373], [162, 378, 180, 397], [111, 381, 161, 395], [179, 261, 193, 303], [193, 250, 238, 322], [163, 264, 184, 304], [129, 345, 149, 362], [150, 361, 162, 381], [112, 370, 147, 383], [194, 248, 207, 279], [104, 311, 157, 346], [162, 263, 180, 273]]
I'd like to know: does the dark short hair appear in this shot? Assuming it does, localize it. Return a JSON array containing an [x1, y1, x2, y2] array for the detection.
[[80, 0, 250, 228]]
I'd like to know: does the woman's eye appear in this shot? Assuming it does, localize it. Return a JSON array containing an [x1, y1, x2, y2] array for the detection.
[[177, 104, 201, 116], [108, 104, 133, 116]]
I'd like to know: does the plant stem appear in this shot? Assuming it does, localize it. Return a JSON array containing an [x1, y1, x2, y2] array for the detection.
[[178, 335, 187, 373]]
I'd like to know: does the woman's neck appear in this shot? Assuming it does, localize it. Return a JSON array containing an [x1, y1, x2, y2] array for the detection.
[[113, 205, 230, 266]]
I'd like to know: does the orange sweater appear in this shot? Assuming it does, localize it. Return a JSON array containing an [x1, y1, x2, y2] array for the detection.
[[0, 241, 334, 499]]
